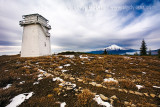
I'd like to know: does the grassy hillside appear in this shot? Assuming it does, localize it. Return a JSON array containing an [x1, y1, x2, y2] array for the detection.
[[0, 54, 160, 107]]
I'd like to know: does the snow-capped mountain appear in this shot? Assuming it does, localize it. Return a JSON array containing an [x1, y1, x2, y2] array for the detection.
[[87, 44, 138, 55], [105, 44, 124, 50]]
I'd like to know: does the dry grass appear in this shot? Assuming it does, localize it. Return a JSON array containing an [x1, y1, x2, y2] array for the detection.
[[77, 89, 94, 106], [119, 79, 137, 90]]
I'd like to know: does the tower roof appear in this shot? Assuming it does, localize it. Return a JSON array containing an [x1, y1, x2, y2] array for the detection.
[[22, 13, 48, 22]]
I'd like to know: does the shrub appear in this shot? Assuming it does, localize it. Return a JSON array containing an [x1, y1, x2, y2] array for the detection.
[[103, 81, 118, 87], [119, 79, 137, 90], [77, 89, 94, 106], [95, 75, 103, 82]]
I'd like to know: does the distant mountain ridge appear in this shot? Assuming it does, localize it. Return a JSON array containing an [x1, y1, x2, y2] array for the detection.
[[87, 44, 138, 55], [87, 44, 159, 55]]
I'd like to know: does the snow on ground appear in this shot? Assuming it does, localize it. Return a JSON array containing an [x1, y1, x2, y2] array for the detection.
[[60, 102, 66, 107], [63, 55, 75, 58], [6, 92, 34, 107], [93, 95, 112, 107], [33, 81, 39, 85], [4, 70, 9, 72], [53, 77, 64, 82], [37, 69, 53, 80], [136, 85, 144, 90], [142, 72, 146, 74], [3, 84, 12, 90], [37, 74, 43, 80], [64, 64, 71, 67], [104, 78, 118, 83], [61, 70, 68, 73], [79, 55, 88, 59], [153, 86, 160, 88], [105, 70, 109, 73], [59, 66, 63, 69], [19, 81, 25, 84], [38, 69, 45, 73]]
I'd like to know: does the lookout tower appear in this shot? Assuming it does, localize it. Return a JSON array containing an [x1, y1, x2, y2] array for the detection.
[[19, 13, 51, 57]]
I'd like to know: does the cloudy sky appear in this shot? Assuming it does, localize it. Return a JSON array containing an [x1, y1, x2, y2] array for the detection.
[[0, 0, 160, 55]]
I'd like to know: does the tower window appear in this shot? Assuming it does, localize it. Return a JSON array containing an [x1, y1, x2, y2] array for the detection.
[[44, 42, 46, 47]]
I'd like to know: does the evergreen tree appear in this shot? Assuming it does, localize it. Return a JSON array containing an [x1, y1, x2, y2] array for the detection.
[[134, 52, 138, 56], [140, 39, 147, 56], [158, 49, 160, 58], [148, 49, 151, 56], [103, 49, 108, 54]]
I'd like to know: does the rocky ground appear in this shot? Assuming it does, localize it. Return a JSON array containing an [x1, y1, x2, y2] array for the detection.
[[0, 54, 160, 107]]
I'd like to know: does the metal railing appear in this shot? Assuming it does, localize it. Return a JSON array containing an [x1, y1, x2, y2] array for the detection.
[[19, 20, 51, 30]]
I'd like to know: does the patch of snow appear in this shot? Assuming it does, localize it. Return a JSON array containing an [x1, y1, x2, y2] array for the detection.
[[60, 82, 76, 88], [6, 92, 34, 107], [61, 70, 68, 73], [19, 81, 25, 84], [63, 55, 75, 58], [79, 55, 88, 59], [4, 70, 9, 72], [3, 84, 12, 90], [60, 102, 66, 107], [142, 72, 146, 74], [124, 56, 131, 59], [136, 85, 144, 90], [38, 77, 43, 80], [38, 69, 45, 73], [53, 77, 63, 82], [64, 64, 71, 67], [24, 65, 30, 68], [106, 44, 124, 50], [33, 81, 39, 85], [93, 95, 112, 107], [35, 62, 39, 64], [130, 63, 133, 64], [38, 74, 43, 77], [99, 57, 103, 59], [105, 70, 109, 73], [104, 78, 118, 83], [81, 62, 84, 64], [59, 66, 63, 69], [153, 86, 160, 88]]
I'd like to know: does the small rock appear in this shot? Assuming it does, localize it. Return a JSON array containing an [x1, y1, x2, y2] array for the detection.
[[89, 82, 96, 86], [100, 94, 109, 101], [47, 94, 53, 97], [150, 94, 156, 98], [135, 91, 143, 96], [129, 90, 134, 94], [63, 94, 67, 97], [158, 94, 160, 98], [123, 89, 128, 93], [118, 89, 123, 92], [70, 77, 75, 81], [96, 84, 103, 87], [78, 79, 83, 82], [144, 93, 149, 97], [110, 87, 116, 90], [75, 89, 79, 92], [131, 104, 136, 107], [110, 99, 114, 105], [58, 92, 61, 95], [124, 101, 129, 105], [66, 87, 73, 90], [111, 95, 118, 100], [103, 86, 107, 88]]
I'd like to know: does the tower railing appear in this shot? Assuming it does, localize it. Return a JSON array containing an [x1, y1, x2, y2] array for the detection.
[[19, 20, 51, 30]]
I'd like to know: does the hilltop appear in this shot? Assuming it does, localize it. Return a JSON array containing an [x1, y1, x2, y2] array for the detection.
[[0, 54, 160, 107]]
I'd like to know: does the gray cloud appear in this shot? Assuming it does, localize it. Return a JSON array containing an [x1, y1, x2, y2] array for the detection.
[[0, 0, 160, 54]]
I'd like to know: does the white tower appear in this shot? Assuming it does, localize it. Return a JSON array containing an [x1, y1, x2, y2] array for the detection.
[[19, 13, 51, 57]]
